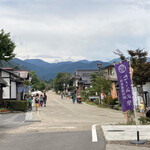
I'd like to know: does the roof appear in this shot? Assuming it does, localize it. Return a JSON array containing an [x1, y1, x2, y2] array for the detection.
[[0, 68, 23, 80], [2, 67, 13, 71], [13, 70, 29, 79], [76, 70, 98, 72], [101, 64, 114, 70]]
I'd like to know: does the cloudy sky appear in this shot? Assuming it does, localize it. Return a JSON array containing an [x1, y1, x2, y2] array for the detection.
[[0, 0, 150, 63]]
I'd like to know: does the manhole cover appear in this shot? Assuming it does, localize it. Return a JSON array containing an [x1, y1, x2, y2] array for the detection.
[[107, 130, 124, 132]]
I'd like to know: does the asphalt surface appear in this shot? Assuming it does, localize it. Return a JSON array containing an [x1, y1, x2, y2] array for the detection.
[[1, 91, 150, 150], [0, 113, 31, 133], [0, 130, 105, 150]]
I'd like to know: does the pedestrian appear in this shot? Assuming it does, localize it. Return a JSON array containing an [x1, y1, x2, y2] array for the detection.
[[66, 92, 68, 99], [28, 96, 32, 111], [72, 94, 76, 104], [139, 100, 145, 116], [146, 107, 150, 118], [61, 92, 64, 99], [43, 93, 47, 107], [40, 94, 43, 107], [24, 94, 27, 100], [35, 94, 39, 111]]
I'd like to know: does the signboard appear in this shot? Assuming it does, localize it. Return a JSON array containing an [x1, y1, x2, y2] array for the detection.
[[115, 61, 134, 112]]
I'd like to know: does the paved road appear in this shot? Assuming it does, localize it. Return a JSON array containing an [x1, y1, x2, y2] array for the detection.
[[0, 91, 127, 150]]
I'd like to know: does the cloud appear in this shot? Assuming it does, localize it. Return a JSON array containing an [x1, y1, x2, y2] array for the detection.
[[0, 0, 150, 62]]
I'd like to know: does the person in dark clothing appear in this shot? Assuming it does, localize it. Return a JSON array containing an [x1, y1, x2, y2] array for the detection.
[[43, 93, 47, 107], [146, 107, 150, 118], [40, 94, 44, 107]]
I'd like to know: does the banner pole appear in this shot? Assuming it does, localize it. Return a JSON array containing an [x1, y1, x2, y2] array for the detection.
[[129, 60, 146, 144], [126, 111, 129, 123]]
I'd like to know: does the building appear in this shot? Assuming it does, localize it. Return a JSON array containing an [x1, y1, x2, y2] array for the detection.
[[73, 70, 99, 93], [0, 68, 24, 103], [101, 64, 150, 106]]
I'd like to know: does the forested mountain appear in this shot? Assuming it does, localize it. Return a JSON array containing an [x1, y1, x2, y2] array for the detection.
[[10, 58, 111, 80], [2, 57, 150, 81]]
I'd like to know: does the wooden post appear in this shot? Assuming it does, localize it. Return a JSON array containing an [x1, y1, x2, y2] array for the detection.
[[126, 110, 129, 123]]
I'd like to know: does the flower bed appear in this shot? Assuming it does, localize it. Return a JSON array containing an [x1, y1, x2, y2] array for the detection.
[[0, 108, 10, 112]]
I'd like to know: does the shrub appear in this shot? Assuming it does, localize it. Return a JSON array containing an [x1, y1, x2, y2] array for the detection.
[[138, 116, 150, 125], [86, 99, 90, 103], [93, 98, 99, 105], [106, 96, 118, 105], [4, 100, 28, 112], [103, 98, 108, 105]]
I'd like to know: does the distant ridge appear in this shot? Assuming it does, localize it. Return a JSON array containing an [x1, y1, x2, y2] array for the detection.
[[2, 57, 150, 81]]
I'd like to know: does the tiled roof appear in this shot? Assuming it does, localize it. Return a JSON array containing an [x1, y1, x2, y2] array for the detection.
[[14, 71, 29, 79]]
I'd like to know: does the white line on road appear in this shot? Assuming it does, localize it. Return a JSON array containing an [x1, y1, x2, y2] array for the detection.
[[50, 95, 76, 113], [50, 95, 92, 117], [27, 126, 76, 129], [92, 124, 99, 142], [25, 111, 33, 121]]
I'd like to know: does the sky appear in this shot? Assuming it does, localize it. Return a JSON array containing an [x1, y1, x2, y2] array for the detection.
[[0, 0, 150, 63]]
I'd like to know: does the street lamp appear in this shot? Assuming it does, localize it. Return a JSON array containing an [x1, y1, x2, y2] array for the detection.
[[97, 63, 102, 74], [97, 63, 102, 105]]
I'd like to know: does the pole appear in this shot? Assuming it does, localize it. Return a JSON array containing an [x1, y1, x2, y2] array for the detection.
[[129, 60, 146, 144], [98, 65, 101, 105], [126, 111, 129, 123]]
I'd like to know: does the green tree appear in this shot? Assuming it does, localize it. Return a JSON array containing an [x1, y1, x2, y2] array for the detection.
[[53, 72, 72, 93], [91, 74, 112, 105], [24, 80, 31, 86], [114, 48, 150, 109], [38, 81, 47, 91], [29, 71, 40, 85], [90, 72, 98, 83], [29, 71, 40, 90], [0, 29, 16, 65], [128, 49, 150, 107]]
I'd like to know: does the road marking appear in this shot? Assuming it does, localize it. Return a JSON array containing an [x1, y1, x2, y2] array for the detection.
[[92, 124, 99, 142], [27, 126, 76, 129], [25, 111, 33, 121], [50, 96, 76, 113]]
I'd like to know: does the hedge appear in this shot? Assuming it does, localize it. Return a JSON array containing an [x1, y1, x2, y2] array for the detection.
[[4, 100, 28, 112]]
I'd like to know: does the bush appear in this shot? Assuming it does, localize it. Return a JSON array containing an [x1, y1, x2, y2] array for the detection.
[[4, 100, 28, 112], [103, 98, 108, 105], [105, 95, 118, 105], [138, 116, 150, 125], [93, 99, 99, 105]]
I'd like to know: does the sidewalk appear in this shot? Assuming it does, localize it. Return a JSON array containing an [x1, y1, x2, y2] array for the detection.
[[101, 125, 150, 150]]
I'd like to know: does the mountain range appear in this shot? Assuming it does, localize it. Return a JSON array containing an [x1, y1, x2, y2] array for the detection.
[[2, 57, 150, 81]]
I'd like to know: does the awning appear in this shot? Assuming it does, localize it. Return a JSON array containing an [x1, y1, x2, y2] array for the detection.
[[0, 77, 7, 87]]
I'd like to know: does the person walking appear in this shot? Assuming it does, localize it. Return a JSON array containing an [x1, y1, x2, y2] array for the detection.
[[43, 93, 47, 107], [28, 96, 32, 111], [35, 94, 39, 111], [61, 92, 64, 99], [139, 100, 145, 116], [72, 94, 76, 104], [40, 94, 44, 107]]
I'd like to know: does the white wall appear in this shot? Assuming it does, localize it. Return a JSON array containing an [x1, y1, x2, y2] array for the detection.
[[2, 71, 9, 77], [3, 78, 10, 99], [11, 81, 16, 99], [132, 85, 140, 106], [132, 82, 150, 106], [143, 82, 150, 106]]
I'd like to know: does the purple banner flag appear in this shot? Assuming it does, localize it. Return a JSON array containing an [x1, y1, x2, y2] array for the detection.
[[115, 61, 134, 112]]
